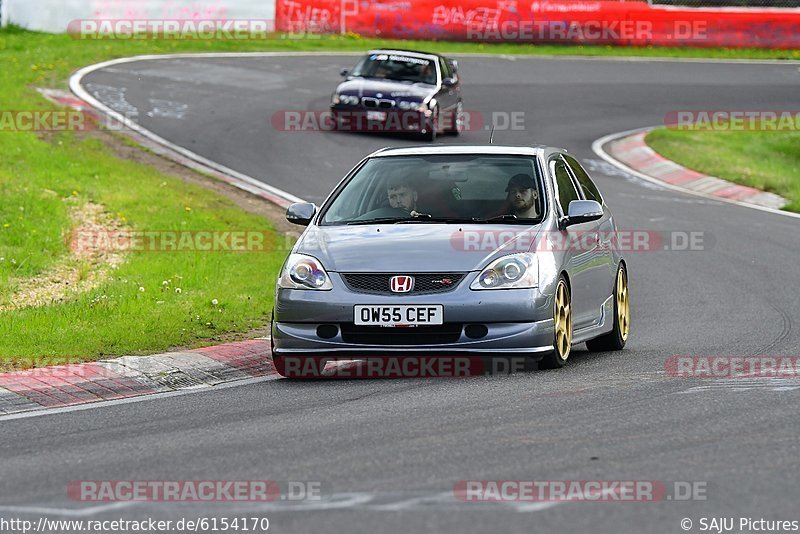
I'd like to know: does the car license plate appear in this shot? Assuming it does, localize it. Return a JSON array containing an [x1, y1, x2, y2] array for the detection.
[[354, 305, 444, 327], [367, 111, 387, 121]]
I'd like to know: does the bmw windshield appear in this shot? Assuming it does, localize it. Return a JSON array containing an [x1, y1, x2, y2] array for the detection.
[[320, 155, 546, 226], [350, 53, 438, 85]]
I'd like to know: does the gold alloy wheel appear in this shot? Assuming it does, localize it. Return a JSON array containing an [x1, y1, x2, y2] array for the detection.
[[617, 266, 630, 342], [554, 279, 572, 361]]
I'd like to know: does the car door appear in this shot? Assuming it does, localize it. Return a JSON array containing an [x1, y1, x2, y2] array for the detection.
[[550, 155, 602, 329], [437, 56, 458, 116], [563, 154, 616, 322]]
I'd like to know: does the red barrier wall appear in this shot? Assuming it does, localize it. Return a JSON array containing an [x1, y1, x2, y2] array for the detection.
[[275, 0, 800, 49]]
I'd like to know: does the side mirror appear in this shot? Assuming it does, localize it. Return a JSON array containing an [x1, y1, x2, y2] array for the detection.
[[340, 68, 349, 77], [286, 202, 317, 226], [442, 77, 457, 87], [564, 200, 603, 227]]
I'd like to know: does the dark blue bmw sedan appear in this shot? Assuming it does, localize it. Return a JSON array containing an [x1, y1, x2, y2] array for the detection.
[[330, 49, 464, 141]]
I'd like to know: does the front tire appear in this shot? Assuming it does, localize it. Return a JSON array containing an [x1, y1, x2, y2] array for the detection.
[[445, 101, 464, 136], [586, 263, 630, 352], [540, 276, 573, 369], [421, 107, 438, 142]]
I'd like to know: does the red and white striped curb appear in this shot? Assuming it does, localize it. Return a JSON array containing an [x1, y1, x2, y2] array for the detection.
[[0, 340, 276, 415], [607, 130, 787, 210]]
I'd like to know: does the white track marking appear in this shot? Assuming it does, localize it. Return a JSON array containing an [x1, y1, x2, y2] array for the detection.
[[0, 375, 280, 422], [71, 57, 307, 207]]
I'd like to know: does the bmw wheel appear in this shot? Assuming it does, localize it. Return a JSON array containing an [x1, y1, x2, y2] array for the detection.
[[446, 101, 464, 136], [421, 106, 438, 142]]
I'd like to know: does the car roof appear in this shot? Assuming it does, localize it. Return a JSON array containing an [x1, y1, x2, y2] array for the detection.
[[368, 145, 558, 158], [367, 49, 443, 61]]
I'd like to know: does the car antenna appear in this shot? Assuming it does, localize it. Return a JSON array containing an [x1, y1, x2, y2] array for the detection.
[[489, 126, 496, 144]]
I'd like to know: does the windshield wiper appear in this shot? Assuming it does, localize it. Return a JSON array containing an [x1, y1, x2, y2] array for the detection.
[[344, 214, 476, 225], [345, 217, 411, 225], [471, 214, 537, 223], [401, 213, 479, 223], [405, 216, 475, 223]]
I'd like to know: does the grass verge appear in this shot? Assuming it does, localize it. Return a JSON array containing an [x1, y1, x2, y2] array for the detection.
[[1, 26, 798, 365], [646, 128, 800, 212]]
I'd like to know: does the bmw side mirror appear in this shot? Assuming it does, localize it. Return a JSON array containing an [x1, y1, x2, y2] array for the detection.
[[442, 77, 456, 87], [564, 200, 603, 227], [286, 202, 317, 226], [340, 68, 349, 77]]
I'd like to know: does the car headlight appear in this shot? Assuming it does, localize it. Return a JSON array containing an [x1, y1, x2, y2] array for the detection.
[[419, 101, 433, 114], [335, 94, 360, 106], [332, 94, 341, 105], [278, 254, 334, 290], [470, 253, 538, 290], [398, 100, 422, 111]]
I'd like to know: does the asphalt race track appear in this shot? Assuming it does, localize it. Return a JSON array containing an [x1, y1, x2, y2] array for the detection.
[[1, 55, 799, 533]]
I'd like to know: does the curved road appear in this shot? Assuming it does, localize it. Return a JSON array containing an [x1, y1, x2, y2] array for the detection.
[[1, 55, 799, 533]]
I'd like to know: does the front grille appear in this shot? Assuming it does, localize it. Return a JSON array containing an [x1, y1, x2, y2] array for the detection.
[[340, 323, 463, 345], [341, 273, 465, 295], [362, 97, 396, 109]]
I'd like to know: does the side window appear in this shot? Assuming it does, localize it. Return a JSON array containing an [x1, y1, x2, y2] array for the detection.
[[447, 59, 459, 82], [564, 154, 602, 204], [551, 157, 580, 215], [439, 57, 451, 81]]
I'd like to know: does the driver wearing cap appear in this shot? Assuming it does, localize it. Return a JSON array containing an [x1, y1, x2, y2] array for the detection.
[[505, 173, 539, 219]]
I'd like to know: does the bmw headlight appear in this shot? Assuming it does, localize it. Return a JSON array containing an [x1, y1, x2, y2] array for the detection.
[[470, 253, 538, 290], [332, 94, 341, 105], [278, 254, 334, 290], [419, 100, 435, 115], [336, 94, 360, 106], [398, 100, 421, 111]]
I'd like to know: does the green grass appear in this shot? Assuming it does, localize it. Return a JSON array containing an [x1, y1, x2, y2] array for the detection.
[[646, 128, 800, 212], [0, 29, 303, 364], [0, 128, 287, 363], [0, 26, 798, 365]]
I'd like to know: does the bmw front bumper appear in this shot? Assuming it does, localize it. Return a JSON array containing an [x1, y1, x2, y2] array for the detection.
[[329, 106, 429, 134]]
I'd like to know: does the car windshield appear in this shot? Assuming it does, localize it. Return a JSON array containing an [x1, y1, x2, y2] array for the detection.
[[320, 155, 546, 225], [350, 53, 438, 85]]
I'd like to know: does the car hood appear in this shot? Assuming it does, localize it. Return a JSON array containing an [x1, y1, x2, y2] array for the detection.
[[336, 78, 435, 100], [295, 224, 543, 273]]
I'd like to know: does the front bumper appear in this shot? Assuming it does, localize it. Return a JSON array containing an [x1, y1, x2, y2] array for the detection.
[[272, 273, 555, 355], [329, 106, 429, 133]]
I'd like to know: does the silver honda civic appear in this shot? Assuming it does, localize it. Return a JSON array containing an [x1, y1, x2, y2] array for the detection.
[[272, 145, 630, 376]]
